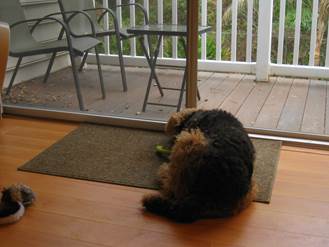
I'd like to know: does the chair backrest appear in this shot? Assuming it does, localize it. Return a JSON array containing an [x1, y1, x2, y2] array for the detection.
[[0, 0, 37, 53], [118, 3, 149, 26], [57, 0, 97, 36]]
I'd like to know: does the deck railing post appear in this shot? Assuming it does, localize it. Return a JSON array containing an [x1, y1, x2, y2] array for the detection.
[[256, 0, 274, 81], [186, 0, 199, 108]]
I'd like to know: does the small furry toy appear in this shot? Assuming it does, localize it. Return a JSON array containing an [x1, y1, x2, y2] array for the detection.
[[143, 109, 256, 223], [0, 184, 36, 225]]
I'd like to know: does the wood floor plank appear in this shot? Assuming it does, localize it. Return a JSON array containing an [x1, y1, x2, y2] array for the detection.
[[277, 78, 310, 131], [281, 145, 329, 155], [301, 80, 327, 134], [236, 78, 276, 127], [219, 75, 256, 115], [0, 227, 101, 247], [254, 77, 293, 129], [20, 191, 329, 239]]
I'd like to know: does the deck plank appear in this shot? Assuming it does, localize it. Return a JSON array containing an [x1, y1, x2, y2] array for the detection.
[[254, 77, 293, 129], [236, 77, 276, 127], [301, 80, 327, 134], [277, 78, 310, 132], [198, 73, 243, 109], [219, 75, 256, 115], [3, 67, 329, 137], [325, 81, 329, 135]]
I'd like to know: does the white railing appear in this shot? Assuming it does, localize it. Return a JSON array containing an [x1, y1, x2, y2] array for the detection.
[[90, 0, 329, 80]]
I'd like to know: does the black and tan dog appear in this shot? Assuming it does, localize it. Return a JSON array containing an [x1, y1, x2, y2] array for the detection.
[[142, 109, 256, 223]]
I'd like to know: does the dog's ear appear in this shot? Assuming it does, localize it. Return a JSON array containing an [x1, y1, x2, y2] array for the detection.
[[165, 108, 198, 135], [170, 129, 208, 162], [169, 129, 208, 197]]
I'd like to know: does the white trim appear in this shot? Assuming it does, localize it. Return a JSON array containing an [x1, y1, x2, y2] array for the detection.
[[309, 0, 319, 66], [201, 0, 208, 60], [215, 0, 222, 61], [271, 64, 329, 80], [246, 0, 253, 62], [130, 0, 136, 56], [256, 0, 273, 81], [172, 0, 178, 59], [88, 54, 255, 74], [277, 0, 286, 64], [103, 0, 110, 54], [88, 54, 329, 80], [293, 0, 302, 65], [20, 0, 57, 6], [231, 0, 238, 62], [326, 20, 329, 67], [157, 0, 163, 58]]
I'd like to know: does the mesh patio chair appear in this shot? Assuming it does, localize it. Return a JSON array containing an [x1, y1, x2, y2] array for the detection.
[[0, 0, 105, 111], [57, 0, 130, 92]]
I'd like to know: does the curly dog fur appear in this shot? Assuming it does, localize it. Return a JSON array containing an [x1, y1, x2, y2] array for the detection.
[[142, 109, 256, 223]]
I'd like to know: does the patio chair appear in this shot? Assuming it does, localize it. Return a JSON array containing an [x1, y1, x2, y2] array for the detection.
[[0, 0, 105, 111], [57, 0, 131, 92], [57, 2, 151, 92]]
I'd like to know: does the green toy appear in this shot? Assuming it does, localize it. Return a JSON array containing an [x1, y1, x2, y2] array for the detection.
[[155, 144, 171, 160]]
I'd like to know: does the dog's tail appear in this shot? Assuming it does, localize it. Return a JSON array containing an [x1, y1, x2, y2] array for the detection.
[[142, 194, 200, 223]]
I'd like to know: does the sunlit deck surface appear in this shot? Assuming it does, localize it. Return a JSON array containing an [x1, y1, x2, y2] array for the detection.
[[4, 65, 329, 137]]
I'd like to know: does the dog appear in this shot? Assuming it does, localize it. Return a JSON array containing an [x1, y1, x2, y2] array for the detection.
[[142, 109, 256, 223]]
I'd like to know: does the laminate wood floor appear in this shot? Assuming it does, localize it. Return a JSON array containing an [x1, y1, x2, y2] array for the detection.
[[1, 116, 329, 247]]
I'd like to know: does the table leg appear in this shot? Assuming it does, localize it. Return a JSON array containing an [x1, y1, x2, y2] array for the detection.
[[140, 35, 164, 112]]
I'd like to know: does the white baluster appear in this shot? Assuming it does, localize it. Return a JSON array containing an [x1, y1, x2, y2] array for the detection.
[[216, 0, 222, 61]]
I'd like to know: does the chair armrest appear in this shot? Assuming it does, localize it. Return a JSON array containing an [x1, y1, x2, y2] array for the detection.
[[116, 3, 149, 24], [44, 11, 97, 38]]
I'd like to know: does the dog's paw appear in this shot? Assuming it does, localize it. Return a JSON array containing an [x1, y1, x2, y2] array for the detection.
[[142, 194, 170, 214]]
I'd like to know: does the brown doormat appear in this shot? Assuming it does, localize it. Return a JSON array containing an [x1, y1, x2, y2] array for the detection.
[[18, 124, 281, 203]]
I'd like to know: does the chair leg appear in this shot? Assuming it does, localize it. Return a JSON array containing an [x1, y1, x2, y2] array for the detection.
[[69, 53, 85, 111], [177, 68, 187, 112], [115, 32, 127, 92], [79, 51, 88, 72], [43, 52, 57, 83], [94, 47, 106, 99], [6, 57, 22, 95], [112, 15, 127, 92]]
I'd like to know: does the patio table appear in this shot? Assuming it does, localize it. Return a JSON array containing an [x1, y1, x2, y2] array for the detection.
[[127, 24, 211, 112]]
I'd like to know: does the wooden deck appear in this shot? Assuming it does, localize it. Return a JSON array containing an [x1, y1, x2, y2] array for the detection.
[[3, 65, 329, 137], [1, 116, 329, 247]]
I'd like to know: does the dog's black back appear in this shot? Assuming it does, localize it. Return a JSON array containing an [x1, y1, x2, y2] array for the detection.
[[177, 110, 255, 206]]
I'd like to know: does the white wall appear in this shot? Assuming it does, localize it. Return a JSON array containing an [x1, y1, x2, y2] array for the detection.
[[4, 0, 69, 88]]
